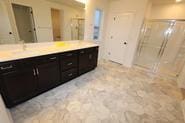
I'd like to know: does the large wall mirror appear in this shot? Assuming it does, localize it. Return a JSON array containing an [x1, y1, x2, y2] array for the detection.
[[0, 0, 85, 44]]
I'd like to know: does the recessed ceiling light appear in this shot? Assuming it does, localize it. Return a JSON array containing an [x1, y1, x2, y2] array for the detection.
[[176, 0, 182, 3], [75, 0, 87, 4]]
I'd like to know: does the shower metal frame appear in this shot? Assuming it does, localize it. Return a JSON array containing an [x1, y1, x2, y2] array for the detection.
[[135, 19, 185, 76]]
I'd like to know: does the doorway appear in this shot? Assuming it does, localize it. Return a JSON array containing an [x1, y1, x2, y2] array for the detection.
[[12, 4, 37, 43], [108, 12, 135, 64], [51, 8, 62, 41], [134, 20, 185, 77]]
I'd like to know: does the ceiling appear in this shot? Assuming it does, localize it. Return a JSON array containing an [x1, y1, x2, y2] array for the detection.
[[151, 0, 185, 4], [47, 0, 85, 8]]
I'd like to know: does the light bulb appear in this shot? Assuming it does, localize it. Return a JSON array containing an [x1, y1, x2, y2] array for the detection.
[[75, 0, 87, 4], [176, 0, 182, 3]]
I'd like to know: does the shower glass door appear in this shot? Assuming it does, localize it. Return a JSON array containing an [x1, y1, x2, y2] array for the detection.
[[135, 20, 171, 70], [158, 21, 185, 76], [135, 20, 185, 77]]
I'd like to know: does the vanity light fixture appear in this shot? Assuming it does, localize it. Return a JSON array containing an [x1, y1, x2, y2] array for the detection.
[[75, 0, 87, 4], [176, 0, 182, 3]]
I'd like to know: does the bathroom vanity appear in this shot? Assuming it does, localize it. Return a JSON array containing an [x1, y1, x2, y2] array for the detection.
[[0, 41, 99, 108]]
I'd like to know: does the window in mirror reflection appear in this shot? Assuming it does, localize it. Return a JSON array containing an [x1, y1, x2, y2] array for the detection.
[[93, 9, 103, 40], [12, 4, 37, 43]]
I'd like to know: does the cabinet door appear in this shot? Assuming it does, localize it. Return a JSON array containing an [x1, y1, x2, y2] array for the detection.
[[79, 47, 98, 74], [0, 67, 37, 107], [37, 61, 60, 92]]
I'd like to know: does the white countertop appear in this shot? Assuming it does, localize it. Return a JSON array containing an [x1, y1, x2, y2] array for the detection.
[[0, 40, 99, 62]]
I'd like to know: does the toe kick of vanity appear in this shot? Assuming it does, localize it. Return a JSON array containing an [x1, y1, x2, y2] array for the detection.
[[0, 46, 99, 108]]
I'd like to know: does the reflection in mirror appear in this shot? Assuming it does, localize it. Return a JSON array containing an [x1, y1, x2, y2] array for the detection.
[[71, 17, 85, 40], [0, 0, 15, 44], [12, 4, 37, 43], [0, 0, 86, 45]]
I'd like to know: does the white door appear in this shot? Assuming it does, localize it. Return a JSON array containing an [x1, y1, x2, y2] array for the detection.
[[0, 0, 15, 44], [108, 13, 135, 64]]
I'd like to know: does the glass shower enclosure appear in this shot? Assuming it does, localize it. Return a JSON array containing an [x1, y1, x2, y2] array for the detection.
[[71, 18, 85, 40], [134, 20, 185, 77]]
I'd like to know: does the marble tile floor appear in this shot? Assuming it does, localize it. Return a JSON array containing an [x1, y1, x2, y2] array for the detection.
[[10, 60, 184, 123]]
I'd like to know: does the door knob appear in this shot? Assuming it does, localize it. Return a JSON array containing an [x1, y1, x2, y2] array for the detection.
[[124, 42, 127, 45]]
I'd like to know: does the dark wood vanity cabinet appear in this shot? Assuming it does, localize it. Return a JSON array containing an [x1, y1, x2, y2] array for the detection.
[[60, 51, 78, 83], [35, 55, 61, 93], [0, 62, 37, 107], [0, 46, 98, 108], [79, 47, 99, 75]]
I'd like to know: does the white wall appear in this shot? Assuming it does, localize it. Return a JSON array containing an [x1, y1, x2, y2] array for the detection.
[[84, 0, 109, 59], [149, 2, 185, 19], [145, 0, 152, 19], [104, 0, 148, 67]]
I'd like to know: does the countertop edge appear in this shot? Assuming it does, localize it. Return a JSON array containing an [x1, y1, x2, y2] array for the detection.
[[0, 45, 99, 63]]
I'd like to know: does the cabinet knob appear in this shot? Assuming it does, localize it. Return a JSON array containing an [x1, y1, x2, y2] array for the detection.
[[80, 51, 85, 54], [68, 73, 73, 77], [66, 53, 73, 57], [67, 62, 73, 66], [50, 57, 57, 60], [89, 54, 92, 59]]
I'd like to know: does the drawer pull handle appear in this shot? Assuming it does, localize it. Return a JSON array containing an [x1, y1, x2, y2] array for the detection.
[[36, 68, 39, 75], [80, 51, 85, 54], [89, 54, 92, 59], [67, 63, 73, 66], [33, 69, 36, 76], [0, 65, 13, 70], [50, 57, 57, 60], [68, 73, 73, 77], [67, 53, 73, 57]]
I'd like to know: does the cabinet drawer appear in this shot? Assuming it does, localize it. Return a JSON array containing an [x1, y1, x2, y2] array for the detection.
[[79, 47, 98, 54], [61, 57, 77, 71], [0, 62, 18, 73], [61, 51, 77, 59], [36, 54, 59, 64], [62, 68, 77, 83]]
